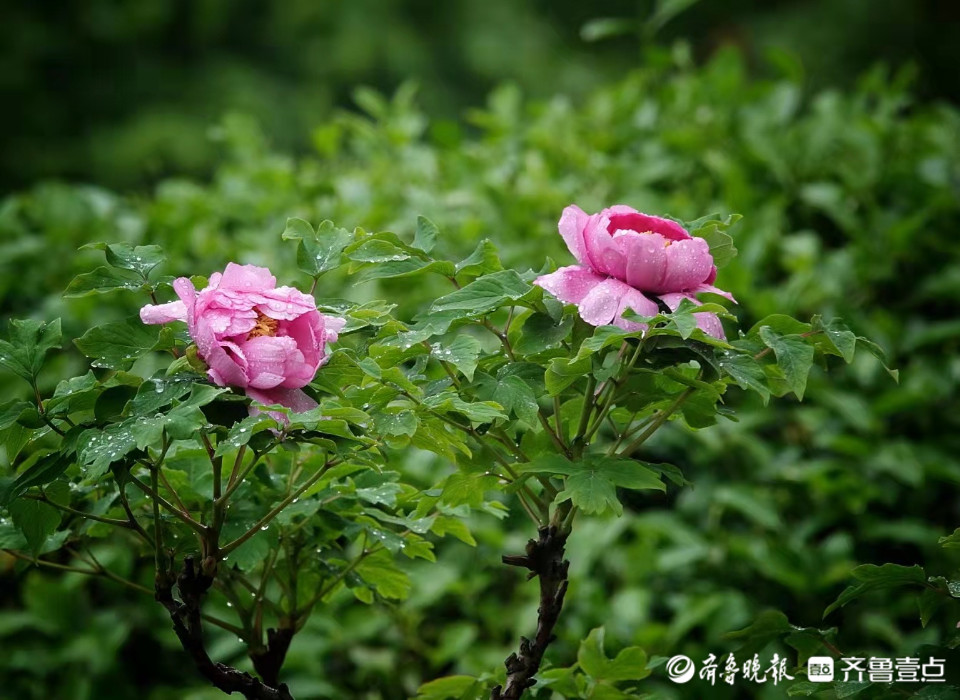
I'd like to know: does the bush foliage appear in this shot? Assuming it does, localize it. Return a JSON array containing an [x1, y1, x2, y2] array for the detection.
[[1, 45, 959, 699]]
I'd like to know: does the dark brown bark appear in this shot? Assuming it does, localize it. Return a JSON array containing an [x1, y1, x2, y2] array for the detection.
[[250, 627, 295, 689], [491, 525, 570, 700], [155, 556, 294, 700]]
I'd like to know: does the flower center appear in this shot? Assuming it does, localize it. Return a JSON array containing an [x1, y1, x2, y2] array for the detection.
[[247, 310, 279, 339], [636, 230, 671, 247]]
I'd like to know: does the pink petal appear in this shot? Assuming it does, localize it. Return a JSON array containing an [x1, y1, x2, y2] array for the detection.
[[659, 238, 714, 293], [255, 286, 318, 320], [246, 387, 319, 414], [200, 306, 258, 337], [238, 335, 309, 390], [613, 287, 660, 332], [583, 213, 626, 278], [693, 313, 725, 339], [534, 265, 607, 306], [279, 311, 324, 375], [688, 283, 737, 303], [603, 207, 691, 242], [323, 315, 346, 345], [140, 300, 187, 325], [615, 230, 668, 291], [578, 277, 639, 327], [218, 263, 277, 292], [557, 205, 591, 266]]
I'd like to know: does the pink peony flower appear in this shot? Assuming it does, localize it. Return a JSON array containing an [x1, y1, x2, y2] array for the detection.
[[534, 204, 735, 338], [140, 263, 345, 413]]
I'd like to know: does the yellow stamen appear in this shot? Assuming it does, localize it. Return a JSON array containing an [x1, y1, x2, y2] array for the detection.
[[247, 310, 279, 339]]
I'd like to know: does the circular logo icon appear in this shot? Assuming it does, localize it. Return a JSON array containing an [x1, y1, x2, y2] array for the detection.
[[666, 654, 696, 684]]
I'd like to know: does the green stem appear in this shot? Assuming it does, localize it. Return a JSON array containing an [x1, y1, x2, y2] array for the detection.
[[618, 389, 694, 458], [219, 458, 341, 555], [129, 474, 206, 535]]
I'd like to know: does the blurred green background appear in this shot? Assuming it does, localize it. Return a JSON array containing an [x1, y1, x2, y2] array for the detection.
[[3, 1, 960, 698]]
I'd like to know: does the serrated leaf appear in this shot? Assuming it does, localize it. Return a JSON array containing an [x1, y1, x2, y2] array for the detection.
[[758, 327, 815, 399], [824, 563, 926, 617], [431, 335, 482, 381], [74, 318, 173, 370], [82, 242, 165, 276], [63, 266, 147, 297], [374, 409, 418, 437], [413, 216, 439, 253], [9, 499, 61, 555], [514, 312, 573, 355], [287, 219, 354, 276], [415, 675, 480, 700], [718, 353, 770, 404], [0, 318, 62, 383], [215, 413, 278, 456], [355, 549, 411, 600], [578, 627, 609, 678], [429, 270, 532, 317], [545, 356, 591, 395], [558, 470, 622, 515], [455, 239, 503, 278], [441, 472, 499, 508], [496, 375, 540, 425], [2, 453, 71, 506]]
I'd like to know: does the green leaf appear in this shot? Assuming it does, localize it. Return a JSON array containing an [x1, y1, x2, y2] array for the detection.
[[605, 647, 651, 681], [423, 393, 506, 423], [581, 17, 634, 42], [758, 327, 815, 399], [688, 214, 740, 268], [374, 409, 419, 437], [545, 356, 591, 396], [352, 258, 456, 284], [749, 314, 810, 338], [414, 216, 440, 253], [129, 374, 198, 416], [281, 217, 316, 241], [415, 675, 480, 700], [514, 312, 573, 355], [2, 453, 70, 506], [824, 564, 927, 617], [287, 219, 354, 276], [45, 371, 99, 416], [939, 528, 960, 549], [0, 318, 62, 383], [8, 499, 61, 555], [441, 472, 499, 508], [431, 335, 482, 381], [348, 239, 412, 263], [718, 353, 770, 404], [355, 549, 411, 600], [578, 627, 609, 678], [813, 317, 857, 363], [496, 375, 540, 425], [526, 455, 664, 516], [855, 336, 899, 382], [648, 0, 703, 32], [63, 266, 147, 297], [77, 424, 139, 477], [82, 242, 165, 276], [74, 317, 173, 369], [215, 413, 278, 456], [558, 470, 622, 516], [455, 239, 503, 278], [429, 270, 532, 317], [724, 610, 794, 656], [585, 457, 668, 491], [431, 516, 477, 546]]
